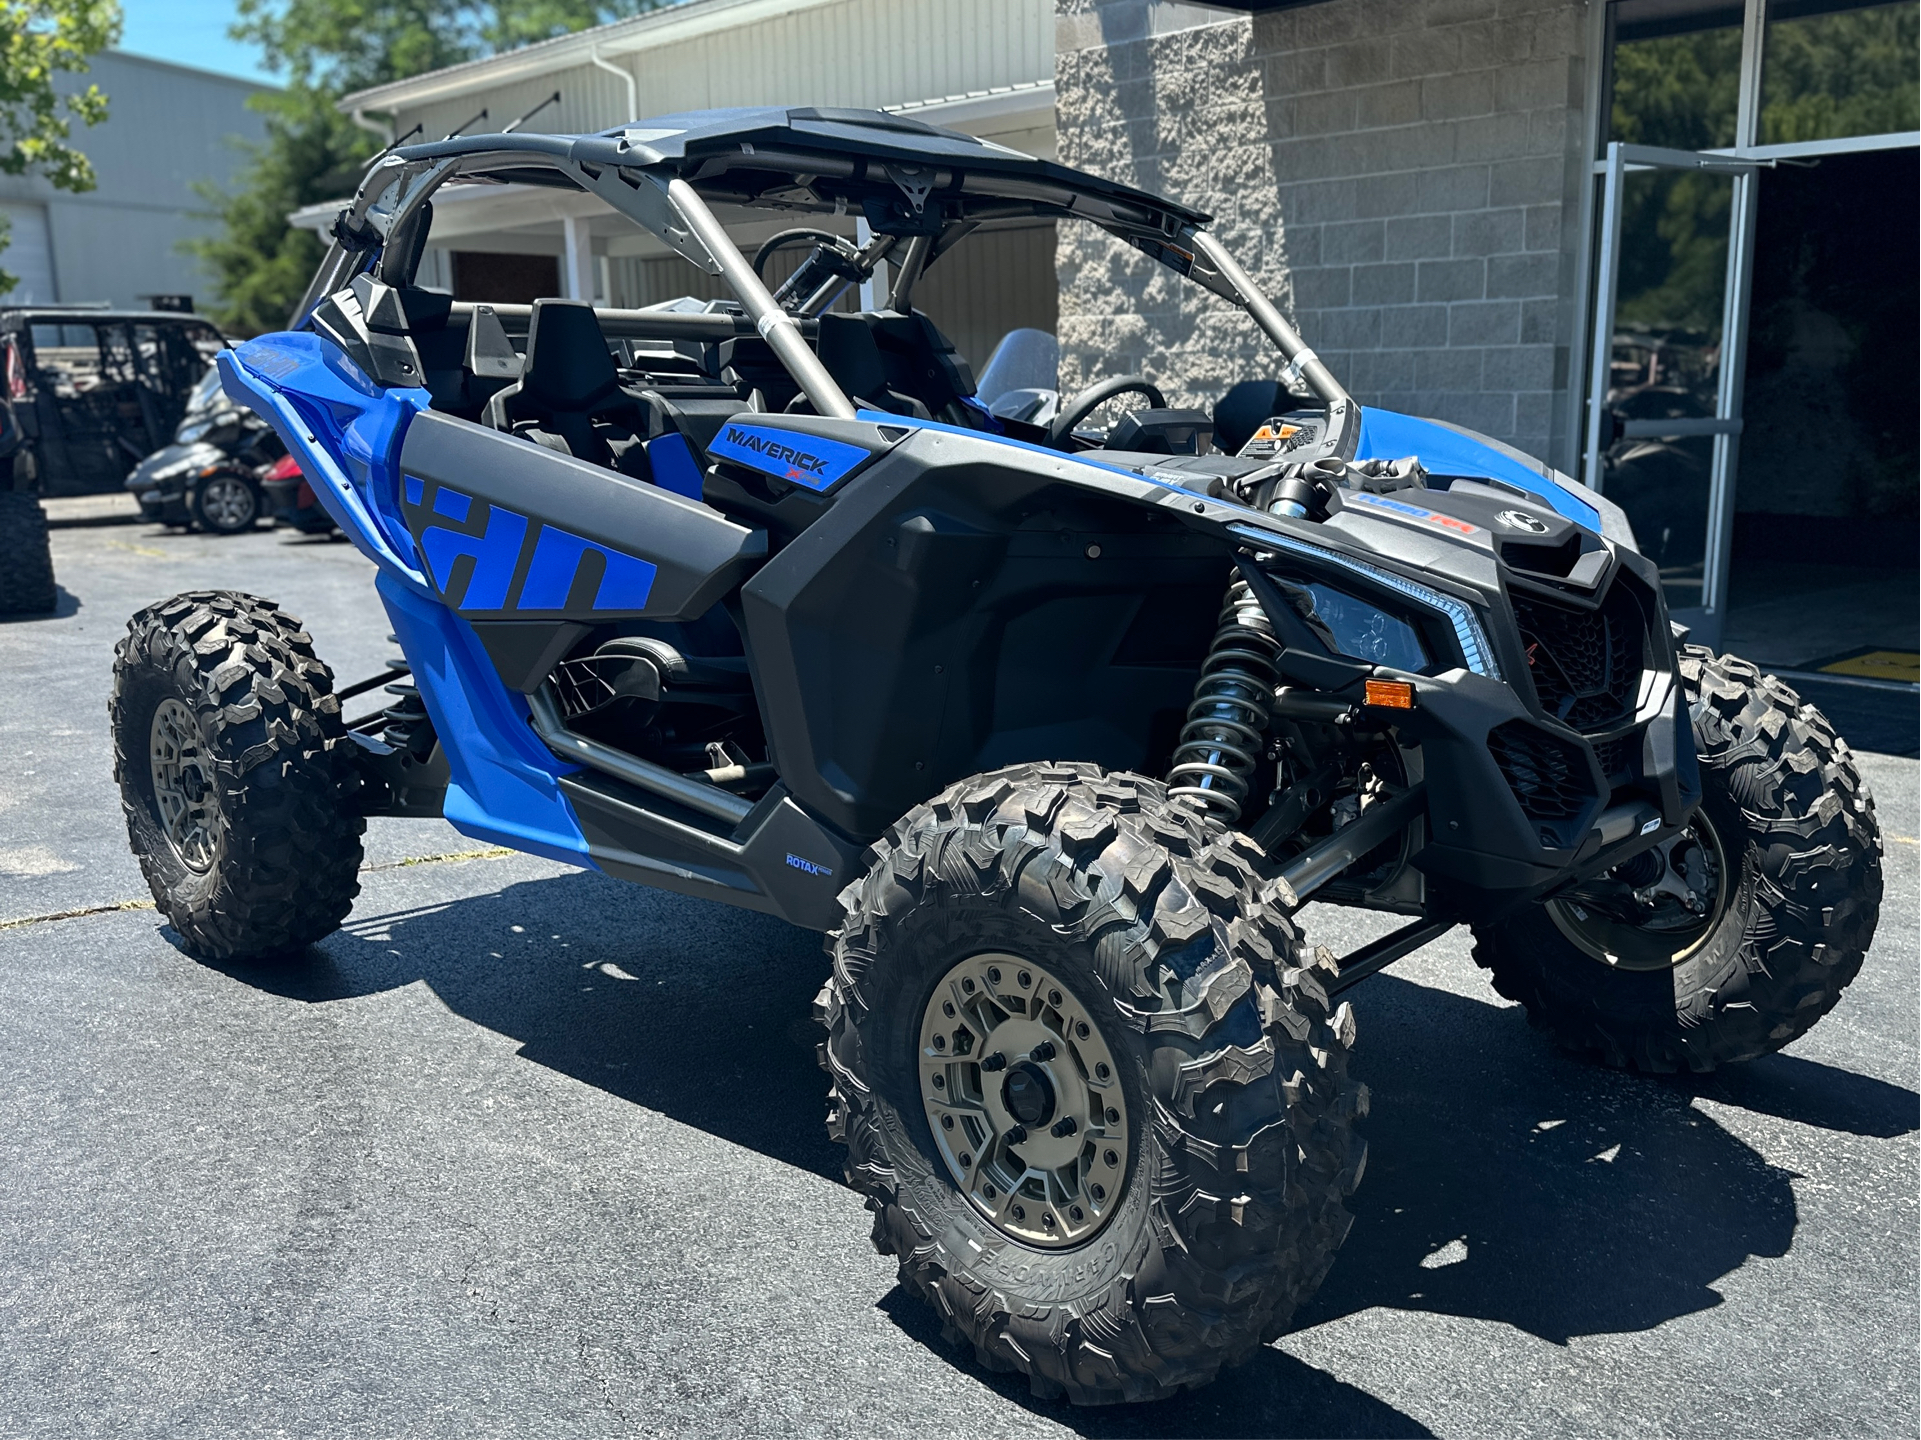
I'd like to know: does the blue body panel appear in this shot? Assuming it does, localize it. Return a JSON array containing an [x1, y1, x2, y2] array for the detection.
[[1356, 408, 1600, 530], [222, 331, 598, 871], [377, 573, 595, 866]]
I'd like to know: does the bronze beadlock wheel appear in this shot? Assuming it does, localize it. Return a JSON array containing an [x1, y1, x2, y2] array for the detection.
[[1544, 812, 1732, 973], [148, 696, 221, 873], [918, 952, 1130, 1249]]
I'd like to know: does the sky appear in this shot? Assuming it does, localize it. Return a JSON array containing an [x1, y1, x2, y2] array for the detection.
[[118, 0, 280, 85]]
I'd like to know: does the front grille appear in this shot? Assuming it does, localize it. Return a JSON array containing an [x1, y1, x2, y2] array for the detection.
[[1591, 731, 1642, 786], [1512, 584, 1646, 733], [1488, 720, 1597, 838]]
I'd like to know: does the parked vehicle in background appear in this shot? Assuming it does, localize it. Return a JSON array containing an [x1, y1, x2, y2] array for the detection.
[[0, 305, 227, 613], [259, 452, 335, 534], [125, 367, 287, 534]]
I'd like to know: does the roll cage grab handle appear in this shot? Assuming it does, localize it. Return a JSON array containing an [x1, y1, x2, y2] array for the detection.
[[296, 149, 1352, 432]]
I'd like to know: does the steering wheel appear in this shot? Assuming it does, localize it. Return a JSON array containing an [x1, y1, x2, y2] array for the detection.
[[1045, 375, 1166, 450]]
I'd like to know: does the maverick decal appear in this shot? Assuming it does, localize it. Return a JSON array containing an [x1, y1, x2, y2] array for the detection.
[[706, 423, 871, 492], [1345, 490, 1481, 536], [407, 480, 658, 615]]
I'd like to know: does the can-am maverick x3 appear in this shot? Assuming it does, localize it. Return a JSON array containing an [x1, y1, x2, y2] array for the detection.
[[112, 108, 1881, 1405]]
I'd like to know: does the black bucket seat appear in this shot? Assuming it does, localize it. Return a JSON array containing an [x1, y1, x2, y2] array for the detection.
[[482, 299, 649, 469]]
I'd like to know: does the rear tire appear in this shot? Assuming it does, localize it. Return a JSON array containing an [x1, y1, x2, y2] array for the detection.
[[1472, 647, 1882, 1071], [818, 762, 1366, 1404], [112, 591, 364, 959], [0, 490, 57, 614]]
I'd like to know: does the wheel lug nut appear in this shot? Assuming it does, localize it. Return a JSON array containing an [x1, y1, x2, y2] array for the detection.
[[1012, 1204, 1026, 1220], [1104, 1148, 1118, 1167], [981, 1052, 1007, 1072], [987, 966, 1001, 985], [1006, 1124, 1027, 1145], [942, 1001, 955, 1017], [983, 1183, 996, 1198], [1048, 989, 1062, 1006], [1069, 1205, 1084, 1221], [1042, 1212, 1055, 1228], [932, 1074, 944, 1089], [1030, 1041, 1055, 1062], [933, 1034, 946, 1050], [1095, 1062, 1110, 1080], [1090, 1183, 1105, 1201], [1075, 1021, 1090, 1039], [959, 1152, 972, 1168], [1105, 1107, 1119, 1124], [1050, 1116, 1077, 1138], [1017, 970, 1031, 988], [941, 1114, 954, 1130]]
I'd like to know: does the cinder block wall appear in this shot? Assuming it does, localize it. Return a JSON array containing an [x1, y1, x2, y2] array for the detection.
[[1055, 0, 1591, 468]]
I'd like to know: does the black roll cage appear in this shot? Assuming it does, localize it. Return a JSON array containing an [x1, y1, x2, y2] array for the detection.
[[295, 112, 1355, 442]]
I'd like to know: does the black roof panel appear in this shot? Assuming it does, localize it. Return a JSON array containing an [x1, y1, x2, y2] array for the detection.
[[393, 105, 1212, 228]]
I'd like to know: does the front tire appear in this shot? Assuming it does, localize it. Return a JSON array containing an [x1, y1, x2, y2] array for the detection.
[[112, 591, 364, 959], [1472, 647, 1882, 1071], [818, 763, 1366, 1404]]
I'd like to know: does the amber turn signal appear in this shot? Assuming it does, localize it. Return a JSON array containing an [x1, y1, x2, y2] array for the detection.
[[1364, 679, 1415, 709]]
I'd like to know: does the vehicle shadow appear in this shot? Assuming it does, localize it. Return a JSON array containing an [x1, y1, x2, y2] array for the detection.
[[194, 867, 1914, 1436], [0, 586, 80, 622]]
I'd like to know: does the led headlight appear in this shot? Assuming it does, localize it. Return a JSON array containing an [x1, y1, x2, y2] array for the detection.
[[1230, 522, 1502, 679], [1283, 578, 1431, 672]]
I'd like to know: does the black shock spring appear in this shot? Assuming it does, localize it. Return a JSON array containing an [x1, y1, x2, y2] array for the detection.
[[1167, 576, 1281, 824]]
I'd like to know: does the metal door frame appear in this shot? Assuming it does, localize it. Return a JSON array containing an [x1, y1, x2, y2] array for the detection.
[[1566, 0, 1921, 644], [1583, 141, 1766, 636]]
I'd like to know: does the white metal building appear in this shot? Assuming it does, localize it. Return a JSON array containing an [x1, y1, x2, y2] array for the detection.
[[0, 51, 268, 309], [319, 0, 1059, 368]]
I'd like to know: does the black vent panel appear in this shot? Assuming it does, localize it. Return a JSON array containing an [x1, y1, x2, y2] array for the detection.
[[1512, 584, 1646, 734], [1591, 731, 1643, 787], [1488, 720, 1598, 838]]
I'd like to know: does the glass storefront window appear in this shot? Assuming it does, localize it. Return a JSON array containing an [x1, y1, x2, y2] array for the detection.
[[1602, 163, 1740, 610], [1761, 0, 1920, 144], [1609, 0, 1746, 151]]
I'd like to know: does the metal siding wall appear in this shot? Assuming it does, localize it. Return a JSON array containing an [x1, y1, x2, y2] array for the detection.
[[391, 0, 1052, 140], [914, 223, 1059, 370], [607, 223, 1058, 373]]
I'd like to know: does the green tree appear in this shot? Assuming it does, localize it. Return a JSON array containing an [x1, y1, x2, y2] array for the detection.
[[0, 0, 121, 294], [193, 1, 670, 333], [185, 84, 372, 337]]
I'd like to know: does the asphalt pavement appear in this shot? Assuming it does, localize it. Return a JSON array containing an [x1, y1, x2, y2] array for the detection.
[[2, 510, 1915, 1438]]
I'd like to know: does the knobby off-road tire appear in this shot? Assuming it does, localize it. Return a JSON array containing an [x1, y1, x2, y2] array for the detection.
[[818, 762, 1367, 1404], [0, 490, 57, 614], [1473, 646, 1882, 1072], [112, 590, 365, 959]]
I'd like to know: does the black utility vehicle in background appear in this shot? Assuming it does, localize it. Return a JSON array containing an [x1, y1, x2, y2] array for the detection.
[[125, 365, 286, 534], [0, 305, 225, 613]]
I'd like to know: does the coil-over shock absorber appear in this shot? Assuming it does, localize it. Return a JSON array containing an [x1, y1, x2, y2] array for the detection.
[[1167, 575, 1281, 823]]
